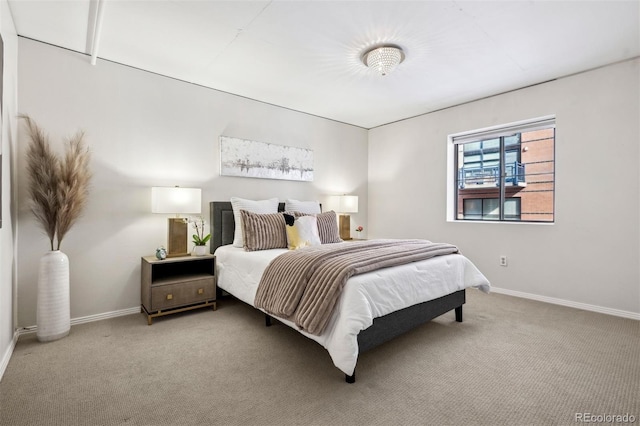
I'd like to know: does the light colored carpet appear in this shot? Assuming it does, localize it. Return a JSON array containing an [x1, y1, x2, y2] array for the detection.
[[1, 290, 638, 426]]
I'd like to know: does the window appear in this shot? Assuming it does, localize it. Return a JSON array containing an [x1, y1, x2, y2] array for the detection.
[[450, 116, 555, 223], [463, 198, 521, 221]]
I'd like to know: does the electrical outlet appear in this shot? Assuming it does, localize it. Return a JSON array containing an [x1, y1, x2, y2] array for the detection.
[[499, 255, 508, 266]]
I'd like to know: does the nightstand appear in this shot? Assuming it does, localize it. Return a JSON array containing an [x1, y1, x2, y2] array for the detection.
[[141, 254, 216, 325]]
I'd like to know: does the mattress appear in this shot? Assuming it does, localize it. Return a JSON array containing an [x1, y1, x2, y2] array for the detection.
[[215, 242, 490, 375]]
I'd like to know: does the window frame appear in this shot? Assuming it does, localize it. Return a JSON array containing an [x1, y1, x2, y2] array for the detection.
[[446, 115, 556, 224]]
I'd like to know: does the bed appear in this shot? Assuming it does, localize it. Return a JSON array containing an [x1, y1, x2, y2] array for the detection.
[[210, 201, 490, 383]]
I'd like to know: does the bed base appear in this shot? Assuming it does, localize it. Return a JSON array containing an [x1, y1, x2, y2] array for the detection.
[[265, 289, 465, 383], [210, 201, 466, 384], [346, 289, 465, 383]]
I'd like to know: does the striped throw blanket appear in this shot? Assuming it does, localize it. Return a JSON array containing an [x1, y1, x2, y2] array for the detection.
[[254, 239, 459, 335]]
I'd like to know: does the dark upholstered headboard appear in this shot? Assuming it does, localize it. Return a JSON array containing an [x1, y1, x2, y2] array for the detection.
[[209, 201, 286, 254]]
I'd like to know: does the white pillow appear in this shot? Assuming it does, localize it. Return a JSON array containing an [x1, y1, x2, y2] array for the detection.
[[284, 214, 321, 250], [284, 199, 321, 214], [230, 197, 279, 247]]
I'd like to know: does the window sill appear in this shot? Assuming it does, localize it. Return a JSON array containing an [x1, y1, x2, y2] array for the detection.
[[446, 219, 554, 225]]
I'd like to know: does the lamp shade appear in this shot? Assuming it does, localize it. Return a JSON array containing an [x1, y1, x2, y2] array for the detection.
[[151, 187, 201, 214], [337, 195, 358, 214]]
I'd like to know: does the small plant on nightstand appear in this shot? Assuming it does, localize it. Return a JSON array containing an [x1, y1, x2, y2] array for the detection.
[[189, 216, 211, 255]]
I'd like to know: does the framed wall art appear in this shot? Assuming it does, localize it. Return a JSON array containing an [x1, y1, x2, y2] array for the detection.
[[0, 33, 4, 229], [219, 136, 314, 182]]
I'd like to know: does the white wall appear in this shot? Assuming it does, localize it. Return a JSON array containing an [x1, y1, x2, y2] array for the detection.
[[369, 59, 640, 316], [0, 0, 19, 378], [16, 38, 368, 328]]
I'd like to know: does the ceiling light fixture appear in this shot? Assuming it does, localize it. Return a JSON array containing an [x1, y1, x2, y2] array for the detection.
[[363, 45, 405, 76]]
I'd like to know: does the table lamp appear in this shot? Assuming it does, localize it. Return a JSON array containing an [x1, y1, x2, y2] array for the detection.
[[152, 186, 201, 257], [337, 195, 358, 240]]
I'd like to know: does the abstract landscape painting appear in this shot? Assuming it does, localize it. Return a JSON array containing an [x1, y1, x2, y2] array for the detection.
[[220, 136, 314, 181]]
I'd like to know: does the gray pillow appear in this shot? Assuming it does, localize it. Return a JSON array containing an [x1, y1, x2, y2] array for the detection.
[[240, 210, 287, 251]]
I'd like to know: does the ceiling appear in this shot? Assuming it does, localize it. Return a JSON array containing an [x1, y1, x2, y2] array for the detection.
[[8, 0, 640, 129]]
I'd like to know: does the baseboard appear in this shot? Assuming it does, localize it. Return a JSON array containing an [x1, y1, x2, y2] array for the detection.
[[70, 306, 141, 326], [0, 331, 19, 382], [491, 287, 640, 320], [17, 306, 141, 336]]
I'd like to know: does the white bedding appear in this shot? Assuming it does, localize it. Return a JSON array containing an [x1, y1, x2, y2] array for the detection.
[[215, 242, 491, 376]]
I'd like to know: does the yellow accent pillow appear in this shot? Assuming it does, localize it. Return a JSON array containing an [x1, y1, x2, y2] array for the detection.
[[285, 215, 321, 250]]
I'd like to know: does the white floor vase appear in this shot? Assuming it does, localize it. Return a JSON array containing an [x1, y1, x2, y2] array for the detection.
[[37, 250, 70, 342]]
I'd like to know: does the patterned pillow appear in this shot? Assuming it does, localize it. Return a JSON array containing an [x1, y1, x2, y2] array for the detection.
[[240, 210, 287, 251], [283, 214, 321, 250], [316, 211, 343, 244], [230, 197, 279, 247]]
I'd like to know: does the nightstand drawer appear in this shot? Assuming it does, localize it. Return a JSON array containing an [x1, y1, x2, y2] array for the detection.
[[151, 278, 215, 311]]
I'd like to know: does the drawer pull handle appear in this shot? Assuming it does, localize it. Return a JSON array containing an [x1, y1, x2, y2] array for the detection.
[[197, 288, 204, 295], [166, 294, 173, 300]]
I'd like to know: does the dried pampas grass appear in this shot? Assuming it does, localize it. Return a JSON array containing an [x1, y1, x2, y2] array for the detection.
[[57, 131, 91, 248], [21, 114, 92, 251]]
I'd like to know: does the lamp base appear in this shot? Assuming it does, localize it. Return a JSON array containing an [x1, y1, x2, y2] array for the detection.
[[339, 214, 352, 241], [167, 218, 188, 257]]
